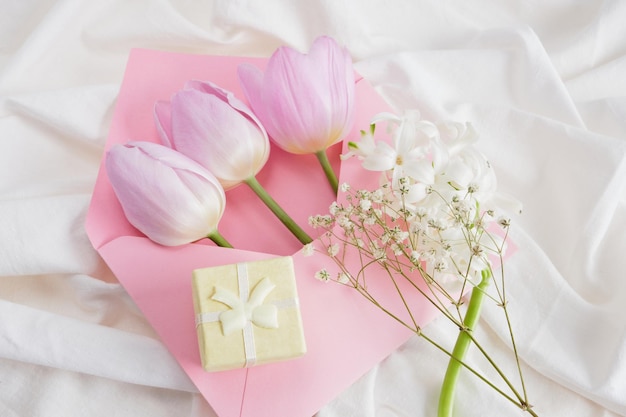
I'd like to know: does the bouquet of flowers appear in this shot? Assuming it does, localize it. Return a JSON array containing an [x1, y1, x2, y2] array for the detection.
[[103, 36, 537, 416], [309, 111, 534, 416]]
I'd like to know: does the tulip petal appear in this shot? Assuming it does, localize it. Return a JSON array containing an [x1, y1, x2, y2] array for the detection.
[[237, 64, 268, 128], [185, 79, 268, 137], [311, 36, 355, 142], [264, 49, 321, 152], [154, 101, 173, 147]]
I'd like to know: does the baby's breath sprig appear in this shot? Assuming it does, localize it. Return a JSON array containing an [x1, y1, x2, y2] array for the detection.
[[309, 111, 535, 417]]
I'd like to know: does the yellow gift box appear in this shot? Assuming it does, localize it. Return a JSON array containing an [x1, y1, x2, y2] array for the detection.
[[192, 256, 307, 372]]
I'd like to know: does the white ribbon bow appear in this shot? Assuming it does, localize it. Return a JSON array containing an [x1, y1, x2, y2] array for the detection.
[[211, 276, 278, 336]]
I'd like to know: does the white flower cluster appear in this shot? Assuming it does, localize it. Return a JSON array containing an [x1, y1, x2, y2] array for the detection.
[[310, 111, 520, 291], [308, 112, 534, 415]]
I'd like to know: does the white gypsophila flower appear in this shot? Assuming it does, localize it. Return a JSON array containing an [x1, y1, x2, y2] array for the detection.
[[315, 269, 331, 282], [368, 241, 386, 261], [363, 215, 377, 226], [328, 243, 340, 257], [374, 248, 387, 261], [498, 216, 511, 228], [391, 243, 405, 256], [309, 214, 333, 228], [337, 215, 354, 231], [434, 257, 449, 272], [371, 188, 385, 203], [302, 243, 315, 256], [337, 272, 350, 284]]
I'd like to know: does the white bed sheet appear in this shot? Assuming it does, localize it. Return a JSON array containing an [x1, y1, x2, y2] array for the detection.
[[1, 1, 625, 416]]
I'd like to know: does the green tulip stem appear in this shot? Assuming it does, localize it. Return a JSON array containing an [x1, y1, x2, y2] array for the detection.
[[315, 150, 339, 194], [207, 230, 234, 248], [438, 270, 491, 417], [244, 176, 313, 245]]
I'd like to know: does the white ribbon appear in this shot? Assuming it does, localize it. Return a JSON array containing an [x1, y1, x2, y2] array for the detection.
[[195, 262, 298, 368], [212, 275, 278, 336]]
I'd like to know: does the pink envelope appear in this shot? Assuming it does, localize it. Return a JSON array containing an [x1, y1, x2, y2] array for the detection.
[[86, 49, 440, 417]]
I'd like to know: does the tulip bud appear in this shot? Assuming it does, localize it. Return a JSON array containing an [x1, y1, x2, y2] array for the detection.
[[238, 36, 355, 154], [238, 36, 356, 192], [106, 141, 229, 247], [154, 80, 270, 190]]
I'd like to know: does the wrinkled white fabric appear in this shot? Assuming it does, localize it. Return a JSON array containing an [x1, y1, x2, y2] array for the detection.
[[1, 1, 625, 416]]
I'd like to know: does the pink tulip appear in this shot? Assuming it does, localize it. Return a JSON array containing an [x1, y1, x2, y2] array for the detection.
[[154, 80, 270, 190], [105, 141, 230, 247], [237, 36, 355, 192]]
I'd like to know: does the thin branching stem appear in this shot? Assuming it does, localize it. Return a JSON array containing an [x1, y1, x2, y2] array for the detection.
[[308, 180, 535, 416]]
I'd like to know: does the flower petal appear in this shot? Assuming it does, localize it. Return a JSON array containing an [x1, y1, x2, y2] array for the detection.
[[237, 63, 266, 116], [185, 79, 268, 138], [361, 142, 396, 172], [154, 101, 172, 147], [404, 160, 435, 184]]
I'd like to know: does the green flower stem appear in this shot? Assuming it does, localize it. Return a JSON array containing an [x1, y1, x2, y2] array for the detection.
[[207, 230, 233, 248], [438, 269, 491, 417], [244, 176, 313, 245], [315, 149, 338, 194]]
